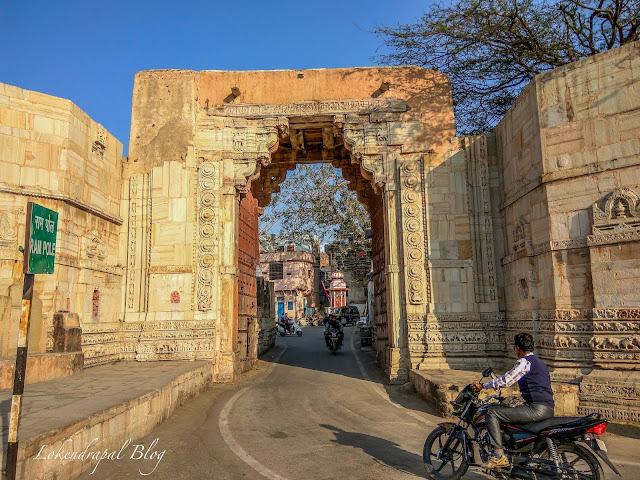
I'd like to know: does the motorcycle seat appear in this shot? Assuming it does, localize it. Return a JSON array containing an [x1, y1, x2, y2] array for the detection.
[[514, 416, 586, 433]]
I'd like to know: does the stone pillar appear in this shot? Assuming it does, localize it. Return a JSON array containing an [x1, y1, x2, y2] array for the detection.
[[216, 179, 240, 382], [382, 178, 408, 384]]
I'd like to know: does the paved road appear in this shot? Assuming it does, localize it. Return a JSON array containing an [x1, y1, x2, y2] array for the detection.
[[78, 326, 640, 480]]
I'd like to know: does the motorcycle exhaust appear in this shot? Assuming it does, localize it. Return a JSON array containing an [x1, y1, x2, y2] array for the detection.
[[507, 465, 555, 480]]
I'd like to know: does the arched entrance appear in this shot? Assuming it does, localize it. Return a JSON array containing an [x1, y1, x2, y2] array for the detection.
[[209, 96, 436, 384], [125, 66, 500, 384]]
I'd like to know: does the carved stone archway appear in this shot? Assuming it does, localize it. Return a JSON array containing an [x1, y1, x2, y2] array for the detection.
[[194, 98, 431, 383]]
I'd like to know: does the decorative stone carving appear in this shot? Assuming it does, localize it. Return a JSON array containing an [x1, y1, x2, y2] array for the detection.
[[92, 124, 107, 158], [197, 161, 219, 311], [84, 235, 105, 261], [207, 98, 410, 118], [588, 188, 640, 246], [400, 159, 428, 304], [0, 211, 17, 253], [126, 176, 139, 310], [512, 217, 533, 254], [518, 278, 529, 300], [464, 136, 498, 303]]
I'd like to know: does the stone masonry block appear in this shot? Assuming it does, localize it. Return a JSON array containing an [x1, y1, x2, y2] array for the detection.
[[53, 312, 82, 352]]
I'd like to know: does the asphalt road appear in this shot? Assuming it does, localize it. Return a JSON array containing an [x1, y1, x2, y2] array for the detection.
[[78, 326, 640, 480]]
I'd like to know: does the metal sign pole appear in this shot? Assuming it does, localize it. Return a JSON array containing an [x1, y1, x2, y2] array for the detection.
[[5, 273, 34, 480], [5, 202, 57, 480]]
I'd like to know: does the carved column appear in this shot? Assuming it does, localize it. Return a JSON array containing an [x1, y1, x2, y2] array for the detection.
[[197, 115, 279, 381], [382, 178, 408, 383], [216, 177, 240, 382], [124, 173, 150, 319]]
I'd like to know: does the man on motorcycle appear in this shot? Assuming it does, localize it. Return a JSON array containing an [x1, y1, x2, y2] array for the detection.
[[471, 333, 554, 470], [324, 314, 344, 348]]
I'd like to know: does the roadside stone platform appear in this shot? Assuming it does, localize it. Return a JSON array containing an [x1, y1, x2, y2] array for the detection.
[[410, 368, 584, 419], [0, 360, 214, 480]]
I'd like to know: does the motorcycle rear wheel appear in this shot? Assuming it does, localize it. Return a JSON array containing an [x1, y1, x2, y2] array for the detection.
[[423, 426, 469, 480], [539, 442, 602, 480]]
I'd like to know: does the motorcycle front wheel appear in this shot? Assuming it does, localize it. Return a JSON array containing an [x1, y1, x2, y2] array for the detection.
[[539, 442, 602, 479], [423, 426, 469, 480]]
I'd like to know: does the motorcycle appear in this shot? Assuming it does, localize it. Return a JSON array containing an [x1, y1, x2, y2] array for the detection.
[[325, 327, 342, 354], [423, 367, 621, 480], [278, 320, 303, 337]]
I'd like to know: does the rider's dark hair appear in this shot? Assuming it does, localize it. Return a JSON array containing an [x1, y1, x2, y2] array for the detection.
[[514, 333, 534, 352]]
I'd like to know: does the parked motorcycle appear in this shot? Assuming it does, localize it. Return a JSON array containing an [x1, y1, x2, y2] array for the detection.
[[423, 367, 620, 480], [325, 327, 342, 354]]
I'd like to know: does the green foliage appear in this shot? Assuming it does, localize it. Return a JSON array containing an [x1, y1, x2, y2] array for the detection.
[[373, 0, 639, 133], [259, 164, 372, 281]]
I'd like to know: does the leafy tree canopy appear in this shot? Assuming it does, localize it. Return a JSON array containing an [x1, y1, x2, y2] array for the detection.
[[259, 164, 372, 281], [373, 0, 639, 133]]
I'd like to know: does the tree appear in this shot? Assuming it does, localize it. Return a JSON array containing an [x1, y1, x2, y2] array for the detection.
[[259, 164, 372, 282], [373, 0, 640, 133]]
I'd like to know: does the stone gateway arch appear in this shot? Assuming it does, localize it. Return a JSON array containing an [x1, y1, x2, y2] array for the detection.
[[127, 66, 470, 383], [0, 42, 639, 424]]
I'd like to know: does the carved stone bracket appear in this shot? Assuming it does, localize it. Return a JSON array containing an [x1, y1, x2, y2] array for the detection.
[[342, 117, 388, 193]]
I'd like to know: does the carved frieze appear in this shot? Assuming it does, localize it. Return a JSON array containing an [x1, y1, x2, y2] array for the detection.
[[207, 98, 410, 118], [464, 136, 498, 303], [126, 175, 140, 310], [83, 234, 106, 261]]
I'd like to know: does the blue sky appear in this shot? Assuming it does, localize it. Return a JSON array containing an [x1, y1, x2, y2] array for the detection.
[[0, 0, 431, 155]]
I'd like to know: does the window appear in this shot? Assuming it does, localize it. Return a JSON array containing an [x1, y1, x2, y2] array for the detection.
[[287, 301, 293, 310], [269, 262, 283, 280]]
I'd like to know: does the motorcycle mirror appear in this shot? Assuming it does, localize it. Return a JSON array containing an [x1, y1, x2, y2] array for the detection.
[[482, 367, 493, 378]]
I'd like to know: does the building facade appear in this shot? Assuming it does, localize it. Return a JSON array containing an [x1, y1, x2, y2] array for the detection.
[[260, 250, 315, 320]]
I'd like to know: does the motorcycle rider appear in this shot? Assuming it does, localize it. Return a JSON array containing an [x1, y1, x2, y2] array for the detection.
[[278, 313, 291, 334], [471, 332, 554, 470], [324, 314, 344, 348]]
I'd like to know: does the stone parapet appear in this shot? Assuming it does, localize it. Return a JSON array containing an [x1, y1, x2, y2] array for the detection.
[[0, 351, 83, 389], [11, 361, 214, 480], [410, 368, 578, 419]]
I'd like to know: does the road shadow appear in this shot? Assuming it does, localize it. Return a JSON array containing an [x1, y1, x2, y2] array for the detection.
[[320, 423, 425, 477]]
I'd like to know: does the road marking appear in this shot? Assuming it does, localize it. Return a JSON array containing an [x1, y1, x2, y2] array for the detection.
[[218, 345, 290, 480], [349, 331, 435, 427], [610, 458, 640, 467]]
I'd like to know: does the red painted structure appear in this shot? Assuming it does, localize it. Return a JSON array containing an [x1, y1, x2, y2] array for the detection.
[[328, 271, 349, 309]]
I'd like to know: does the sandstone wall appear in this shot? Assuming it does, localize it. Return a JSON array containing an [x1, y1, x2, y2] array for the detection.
[[493, 41, 640, 423], [0, 83, 124, 364]]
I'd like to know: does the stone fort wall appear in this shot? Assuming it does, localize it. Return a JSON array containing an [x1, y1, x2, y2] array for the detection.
[[488, 41, 640, 423], [0, 83, 124, 364]]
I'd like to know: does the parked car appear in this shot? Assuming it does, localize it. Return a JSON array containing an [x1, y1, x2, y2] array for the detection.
[[337, 306, 360, 326]]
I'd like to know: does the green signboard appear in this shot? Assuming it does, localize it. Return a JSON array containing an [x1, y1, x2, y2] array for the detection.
[[24, 202, 58, 274]]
